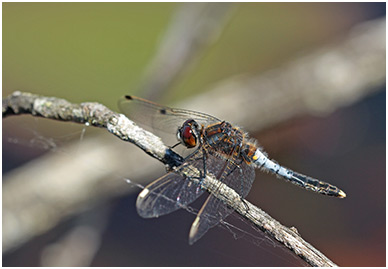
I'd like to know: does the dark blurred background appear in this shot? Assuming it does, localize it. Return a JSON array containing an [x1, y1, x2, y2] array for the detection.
[[3, 2, 385, 266]]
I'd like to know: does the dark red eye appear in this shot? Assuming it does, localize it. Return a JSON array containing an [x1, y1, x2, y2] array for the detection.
[[178, 120, 198, 148], [182, 126, 196, 148], [182, 125, 192, 139]]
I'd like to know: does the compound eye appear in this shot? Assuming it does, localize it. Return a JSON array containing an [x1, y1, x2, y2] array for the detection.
[[179, 120, 198, 148], [181, 126, 197, 148]]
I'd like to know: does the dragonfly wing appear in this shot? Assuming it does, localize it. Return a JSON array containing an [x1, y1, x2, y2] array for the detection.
[[205, 148, 256, 198], [136, 171, 204, 218], [225, 159, 256, 198], [189, 194, 232, 244], [118, 95, 221, 146], [188, 147, 256, 244], [136, 149, 208, 218]]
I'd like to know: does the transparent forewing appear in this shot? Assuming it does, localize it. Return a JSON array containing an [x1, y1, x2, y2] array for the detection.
[[118, 96, 221, 146], [188, 147, 256, 244], [136, 151, 207, 218]]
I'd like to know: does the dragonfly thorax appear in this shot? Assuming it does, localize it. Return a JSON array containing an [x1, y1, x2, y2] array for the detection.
[[177, 119, 201, 148]]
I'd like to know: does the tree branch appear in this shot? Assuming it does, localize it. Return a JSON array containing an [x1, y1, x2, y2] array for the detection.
[[3, 91, 337, 266]]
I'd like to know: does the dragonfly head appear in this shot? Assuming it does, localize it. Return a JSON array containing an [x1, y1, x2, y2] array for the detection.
[[177, 119, 200, 148]]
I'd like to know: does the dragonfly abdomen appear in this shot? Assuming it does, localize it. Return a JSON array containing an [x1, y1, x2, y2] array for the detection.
[[251, 148, 346, 198], [288, 171, 346, 198]]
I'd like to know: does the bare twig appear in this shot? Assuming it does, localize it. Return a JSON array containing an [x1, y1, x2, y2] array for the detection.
[[3, 91, 336, 266], [2, 91, 181, 166]]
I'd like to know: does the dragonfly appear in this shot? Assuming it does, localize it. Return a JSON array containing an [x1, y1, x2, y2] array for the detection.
[[119, 95, 346, 244]]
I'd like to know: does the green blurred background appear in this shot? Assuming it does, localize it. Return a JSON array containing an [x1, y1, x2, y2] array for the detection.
[[4, 2, 382, 105], [3, 2, 385, 266]]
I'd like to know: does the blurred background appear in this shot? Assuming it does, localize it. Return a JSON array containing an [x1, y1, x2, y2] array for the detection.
[[3, 2, 385, 266]]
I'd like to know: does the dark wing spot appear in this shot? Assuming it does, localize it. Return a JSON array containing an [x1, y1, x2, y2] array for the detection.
[[160, 108, 167, 115]]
